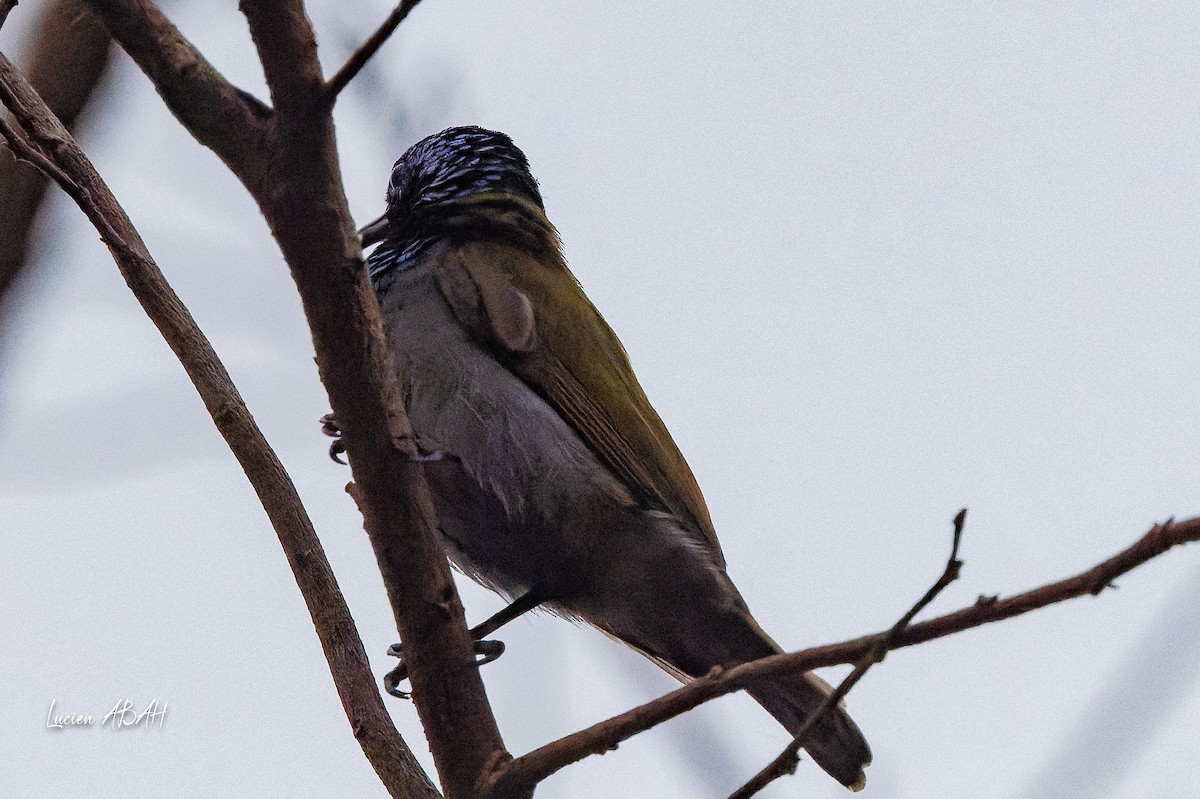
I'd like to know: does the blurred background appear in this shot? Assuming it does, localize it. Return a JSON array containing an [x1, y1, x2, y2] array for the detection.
[[2, 2, 1198, 797]]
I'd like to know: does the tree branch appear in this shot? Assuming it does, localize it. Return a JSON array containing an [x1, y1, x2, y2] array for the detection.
[[488, 514, 1199, 795], [238, 3, 509, 795], [0, 51, 438, 799], [84, 1, 510, 795], [324, 0, 423, 103]]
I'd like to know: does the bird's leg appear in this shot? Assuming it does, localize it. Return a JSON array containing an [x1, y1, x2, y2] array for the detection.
[[384, 590, 546, 699], [319, 413, 346, 464]]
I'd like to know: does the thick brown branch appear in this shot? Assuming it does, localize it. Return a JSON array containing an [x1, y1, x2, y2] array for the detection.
[[324, 0, 423, 102], [0, 54, 437, 799], [489, 515, 1198, 795], [239, 2, 510, 796], [79, 0, 509, 793], [239, 0, 323, 115]]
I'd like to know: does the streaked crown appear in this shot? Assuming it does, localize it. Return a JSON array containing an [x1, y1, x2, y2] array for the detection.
[[365, 126, 547, 281], [386, 126, 543, 212]]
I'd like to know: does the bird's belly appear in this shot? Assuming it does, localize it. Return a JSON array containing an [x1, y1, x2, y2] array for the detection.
[[380, 270, 636, 599]]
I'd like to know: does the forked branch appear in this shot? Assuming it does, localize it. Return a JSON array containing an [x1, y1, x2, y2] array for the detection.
[[488, 514, 1198, 796], [0, 51, 437, 799], [78, 0, 511, 794]]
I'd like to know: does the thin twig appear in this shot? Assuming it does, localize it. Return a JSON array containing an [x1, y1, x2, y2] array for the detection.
[[0, 52, 439, 799], [324, 0, 422, 102], [728, 509, 967, 798], [487, 514, 1199, 797]]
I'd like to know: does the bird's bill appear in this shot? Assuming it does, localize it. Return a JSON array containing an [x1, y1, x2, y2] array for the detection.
[[358, 212, 391, 247]]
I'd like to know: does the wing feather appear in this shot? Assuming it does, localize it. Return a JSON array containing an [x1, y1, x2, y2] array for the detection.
[[432, 240, 722, 564]]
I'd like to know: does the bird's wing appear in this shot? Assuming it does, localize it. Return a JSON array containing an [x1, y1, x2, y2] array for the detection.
[[432, 239, 722, 564]]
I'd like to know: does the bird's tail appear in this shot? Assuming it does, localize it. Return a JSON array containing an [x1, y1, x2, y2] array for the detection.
[[599, 599, 872, 790], [571, 552, 871, 789], [745, 667, 871, 791]]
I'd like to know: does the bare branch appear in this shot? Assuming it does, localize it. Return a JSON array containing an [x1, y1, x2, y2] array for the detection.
[[729, 509, 967, 798], [0, 53, 438, 799], [64, 3, 501, 794], [488, 514, 1199, 795], [83, 0, 511, 791], [85, 0, 271, 181], [324, 0, 423, 103], [0, 117, 72, 185]]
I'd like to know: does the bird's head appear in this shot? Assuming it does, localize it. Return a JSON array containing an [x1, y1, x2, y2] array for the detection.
[[360, 126, 551, 278]]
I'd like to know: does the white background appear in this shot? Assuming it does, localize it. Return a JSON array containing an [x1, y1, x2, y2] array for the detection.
[[2, 2, 1198, 797]]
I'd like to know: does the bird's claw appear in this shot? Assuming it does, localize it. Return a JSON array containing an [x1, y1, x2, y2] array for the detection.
[[320, 413, 347, 464], [473, 639, 505, 667], [383, 639, 507, 699], [383, 660, 411, 699], [320, 413, 341, 438]]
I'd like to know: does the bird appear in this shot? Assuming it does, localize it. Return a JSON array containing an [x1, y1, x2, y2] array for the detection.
[[353, 125, 871, 790]]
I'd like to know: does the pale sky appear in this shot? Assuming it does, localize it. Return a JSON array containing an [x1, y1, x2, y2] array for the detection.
[[2, 2, 1198, 798]]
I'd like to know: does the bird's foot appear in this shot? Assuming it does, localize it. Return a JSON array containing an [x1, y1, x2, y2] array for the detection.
[[384, 639, 506, 699], [320, 413, 346, 464], [323, 415, 444, 466]]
